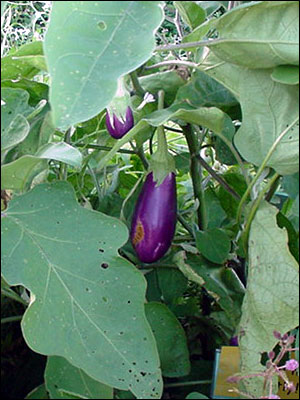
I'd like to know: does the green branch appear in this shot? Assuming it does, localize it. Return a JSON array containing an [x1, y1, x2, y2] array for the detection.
[[182, 124, 207, 230]]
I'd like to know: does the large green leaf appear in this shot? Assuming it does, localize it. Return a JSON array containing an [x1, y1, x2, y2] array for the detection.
[[45, 356, 113, 399], [175, 70, 238, 110], [1, 182, 162, 399], [145, 302, 191, 378], [239, 201, 299, 397], [201, 52, 299, 175], [1, 41, 46, 81], [44, 1, 163, 129], [210, 1, 299, 69], [234, 69, 299, 175]]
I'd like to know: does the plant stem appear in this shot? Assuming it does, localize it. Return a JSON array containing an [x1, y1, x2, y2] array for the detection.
[[243, 173, 280, 242], [182, 124, 206, 230], [196, 155, 241, 200], [87, 164, 102, 206], [155, 38, 222, 52], [236, 117, 299, 224], [145, 60, 198, 70], [1, 288, 28, 306], [177, 213, 194, 237], [130, 71, 145, 97], [164, 380, 212, 388], [213, 130, 250, 186], [1, 315, 23, 324], [76, 143, 136, 154], [163, 125, 184, 133], [265, 175, 281, 202]]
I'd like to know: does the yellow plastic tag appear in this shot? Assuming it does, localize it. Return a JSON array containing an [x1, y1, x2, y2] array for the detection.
[[213, 346, 299, 399]]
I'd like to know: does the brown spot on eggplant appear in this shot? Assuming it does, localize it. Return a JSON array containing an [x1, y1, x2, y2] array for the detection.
[[132, 218, 144, 246]]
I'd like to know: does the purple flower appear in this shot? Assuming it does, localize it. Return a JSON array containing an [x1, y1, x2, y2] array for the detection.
[[105, 106, 134, 139], [284, 359, 299, 371]]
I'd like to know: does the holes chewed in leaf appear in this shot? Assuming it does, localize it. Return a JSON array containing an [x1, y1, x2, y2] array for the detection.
[[97, 20, 107, 30]]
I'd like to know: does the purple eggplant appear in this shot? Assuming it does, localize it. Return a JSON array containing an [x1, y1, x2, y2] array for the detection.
[[105, 106, 134, 139], [130, 172, 177, 263]]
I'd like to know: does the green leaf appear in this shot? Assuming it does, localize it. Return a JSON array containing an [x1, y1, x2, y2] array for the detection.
[[36, 142, 83, 169], [204, 188, 227, 229], [2, 140, 81, 191], [287, 194, 299, 231], [217, 172, 248, 219], [210, 1, 299, 68], [1, 41, 45, 81], [44, 1, 163, 129], [174, 1, 206, 30], [175, 70, 238, 111], [145, 302, 191, 378], [271, 65, 299, 85], [2, 79, 49, 107], [1, 87, 33, 123], [25, 384, 49, 399], [185, 392, 209, 399], [182, 19, 215, 48], [45, 356, 113, 399], [144, 103, 226, 133], [239, 201, 299, 397], [282, 172, 299, 200], [175, 252, 244, 326], [213, 116, 237, 165], [195, 228, 231, 264], [1, 155, 48, 191], [234, 69, 299, 175], [276, 212, 299, 262], [156, 268, 188, 304], [1, 182, 162, 399], [139, 70, 186, 105]]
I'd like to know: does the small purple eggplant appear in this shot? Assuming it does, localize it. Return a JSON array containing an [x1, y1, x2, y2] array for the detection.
[[105, 106, 134, 139], [130, 172, 177, 263]]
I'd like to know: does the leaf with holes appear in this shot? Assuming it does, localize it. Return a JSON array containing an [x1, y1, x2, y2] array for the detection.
[[1, 182, 162, 399], [44, 1, 164, 129], [45, 356, 113, 399], [239, 201, 299, 397]]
